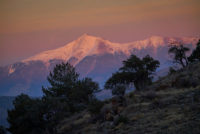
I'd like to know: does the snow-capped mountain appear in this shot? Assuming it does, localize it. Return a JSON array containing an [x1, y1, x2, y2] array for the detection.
[[0, 34, 198, 96], [23, 34, 197, 65]]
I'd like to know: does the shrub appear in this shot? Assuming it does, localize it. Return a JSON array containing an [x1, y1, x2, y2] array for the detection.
[[88, 99, 104, 115], [168, 67, 176, 75], [172, 77, 199, 88], [142, 91, 157, 101], [151, 98, 165, 109], [114, 115, 128, 125]]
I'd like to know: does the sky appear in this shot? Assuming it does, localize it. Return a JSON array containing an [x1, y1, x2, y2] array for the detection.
[[0, 0, 200, 66]]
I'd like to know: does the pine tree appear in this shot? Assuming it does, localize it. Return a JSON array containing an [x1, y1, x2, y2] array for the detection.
[[7, 62, 99, 134], [7, 94, 46, 134]]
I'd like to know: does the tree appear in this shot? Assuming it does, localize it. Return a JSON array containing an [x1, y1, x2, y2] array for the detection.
[[72, 78, 99, 103], [7, 62, 99, 134], [104, 72, 132, 90], [42, 62, 79, 98], [105, 54, 160, 92], [168, 42, 190, 68], [42, 62, 98, 112], [0, 126, 6, 134], [104, 71, 131, 96], [111, 84, 126, 96], [188, 39, 200, 62], [7, 94, 46, 134], [42, 62, 98, 132], [121, 54, 160, 90]]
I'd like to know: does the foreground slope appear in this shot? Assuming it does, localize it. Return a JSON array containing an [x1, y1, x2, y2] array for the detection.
[[57, 62, 200, 134]]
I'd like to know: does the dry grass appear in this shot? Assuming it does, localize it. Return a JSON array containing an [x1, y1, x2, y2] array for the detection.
[[57, 63, 200, 134]]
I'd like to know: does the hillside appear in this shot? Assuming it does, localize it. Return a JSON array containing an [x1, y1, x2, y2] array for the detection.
[[57, 62, 200, 134], [0, 35, 198, 96]]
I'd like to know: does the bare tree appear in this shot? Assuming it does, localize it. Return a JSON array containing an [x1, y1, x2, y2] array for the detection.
[[168, 41, 190, 68]]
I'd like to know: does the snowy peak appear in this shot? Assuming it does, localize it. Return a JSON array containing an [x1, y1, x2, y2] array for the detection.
[[78, 33, 99, 40], [23, 34, 199, 65], [148, 36, 165, 45], [23, 34, 107, 64]]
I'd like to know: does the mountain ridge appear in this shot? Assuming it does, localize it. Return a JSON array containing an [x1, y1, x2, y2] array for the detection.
[[0, 34, 199, 96], [22, 34, 198, 66]]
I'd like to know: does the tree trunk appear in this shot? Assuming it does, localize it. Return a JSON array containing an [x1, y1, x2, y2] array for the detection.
[[180, 59, 185, 68]]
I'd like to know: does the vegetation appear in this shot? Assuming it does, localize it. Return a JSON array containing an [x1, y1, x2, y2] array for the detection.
[[6, 40, 200, 134], [168, 41, 190, 68], [114, 115, 128, 126], [188, 39, 200, 62], [57, 62, 200, 134], [111, 84, 126, 96], [88, 99, 104, 115], [168, 66, 177, 75], [105, 54, 160, 92], [7, 94, 46, 134], [0, 126, 6, 134], [7, 62, 99, 134]]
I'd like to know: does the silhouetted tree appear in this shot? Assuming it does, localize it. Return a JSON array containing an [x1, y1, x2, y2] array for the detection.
[[0, 126, 6, 134], [43, 62, 79, 98], [42, 62, 98, 133], [105, 54, 160, 91], [168, 42, 190, 68], [111, 84, 126, 96], [105, 72, 131, 96], [104, 72, 132, 90], [7, 94, 46, 134], [7, 62, 99, 134], [188, 39, 200, 62]]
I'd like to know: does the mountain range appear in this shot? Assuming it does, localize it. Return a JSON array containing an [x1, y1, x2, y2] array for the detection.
[[0, 34, 198, 96]]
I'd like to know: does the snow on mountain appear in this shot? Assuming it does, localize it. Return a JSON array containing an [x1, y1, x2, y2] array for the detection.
[[0, 34, 199, 96], [23, 34, 198, 66], [23, 34, 124, 65], [22, 34, 127, 65], [8, 65, 15, 75]]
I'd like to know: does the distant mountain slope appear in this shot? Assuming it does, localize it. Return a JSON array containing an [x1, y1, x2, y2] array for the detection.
[[0, 96, 15, 127], [0, 34, 198, 96]]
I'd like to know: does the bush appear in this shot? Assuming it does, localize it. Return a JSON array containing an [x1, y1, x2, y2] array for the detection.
[[142, 91, 157, 101], [168, 67, 176, 75], [172, 77, 199, 88], [151, 98, 165, 109], [88, 99, 104, 115], [114, 115, 128, 125]]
